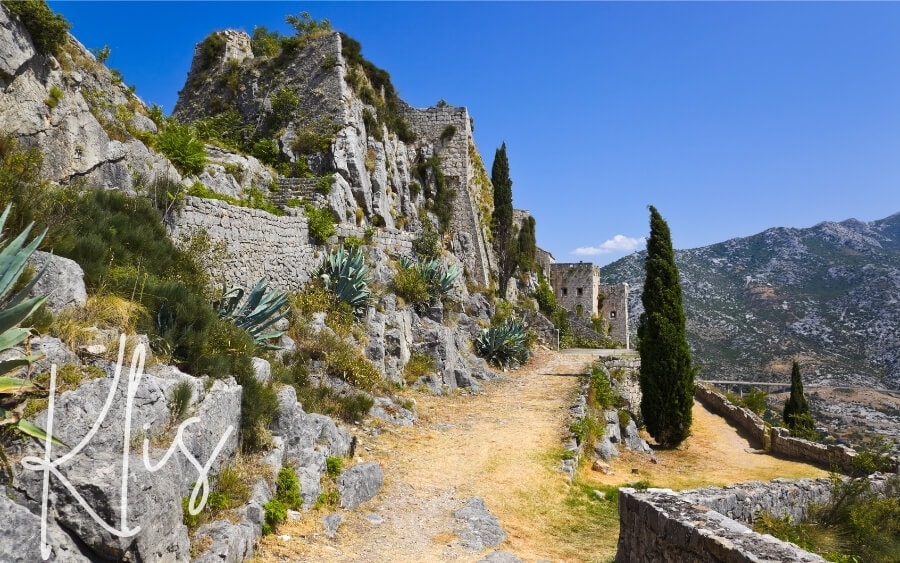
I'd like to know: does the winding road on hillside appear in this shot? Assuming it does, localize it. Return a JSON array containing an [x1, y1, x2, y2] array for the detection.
[[253, 349, 826, 563]]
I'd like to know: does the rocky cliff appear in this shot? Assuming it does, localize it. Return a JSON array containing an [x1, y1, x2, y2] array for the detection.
[[0, 5, 503, 561], [603, 213, 900, 390], [171, 28, 495, 288]]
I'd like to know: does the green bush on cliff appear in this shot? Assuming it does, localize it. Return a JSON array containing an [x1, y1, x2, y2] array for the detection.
[[2, 0, 70, 57]]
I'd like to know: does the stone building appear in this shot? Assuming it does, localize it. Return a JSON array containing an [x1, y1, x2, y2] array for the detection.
[[549, 262, 630, 349]]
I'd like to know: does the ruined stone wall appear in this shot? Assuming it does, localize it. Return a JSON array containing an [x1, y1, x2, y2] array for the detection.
[[550, 263, 599, 317], [400, 103, 493, 287], [694, 384, 900, 473], [599, 283, 629, 348], [535, 246, 554, 280], [616, 481, 834, 563], [172, 197, 418, 291], [695, 384, 769, 449], [171, 197, 319, 291]]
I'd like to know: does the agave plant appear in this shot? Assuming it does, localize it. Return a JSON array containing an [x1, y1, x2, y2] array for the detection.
[[318, 246, 372, 315], [214, 278, 289, 349], [0, 204, 67, 483], [397, 256, 461, 310], [474, 317, 530, 368]]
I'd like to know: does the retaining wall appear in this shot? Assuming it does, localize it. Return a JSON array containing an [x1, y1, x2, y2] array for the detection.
[[692, 384, 895, 473], [615, 481, 832, 563]]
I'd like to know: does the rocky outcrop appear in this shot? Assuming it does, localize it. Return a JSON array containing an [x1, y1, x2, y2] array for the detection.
[[0, 4, 177, 190], [27, 250, 88, 313], [337, 461, 384, 509], [453, 497, 508, 551]]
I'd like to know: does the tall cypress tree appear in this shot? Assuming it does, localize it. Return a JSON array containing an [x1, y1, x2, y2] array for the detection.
[[516, 215, 536, 273], [783, 360, 811, 429], [638, 205, 694, 448], [491, 142, 517, 295]]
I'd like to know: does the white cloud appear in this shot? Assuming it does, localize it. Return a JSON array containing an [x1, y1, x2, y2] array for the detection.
[[572, 235, 646, 256]]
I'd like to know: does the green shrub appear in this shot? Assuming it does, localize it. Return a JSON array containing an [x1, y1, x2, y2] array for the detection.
[[197, 32, 225, 72], [275, 466, 303, 509], [250, 138, 280, 166], [414, 156, 454, 233], [251, 25, 281, 57], [155, 123, 206, 176], [292, 129, 332, 155], [305, 204, 336, 244], [271, 87, 299, 126], [193, 110, 253, 152], [44, 85, 63, 108], [403, 351, 435, 385], [440, 124, 456, 143], [2, 0, 70, 56], [588, 365, 616, 409], [412, 221, 440, 260], [169, 380, 193, 423], [262, 498, 287, 535], [391, 263, 430, 310], [325, 456, 343, 478]]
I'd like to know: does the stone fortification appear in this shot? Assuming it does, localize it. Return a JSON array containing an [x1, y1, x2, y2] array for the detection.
[[550, 262, 600, 317], [616, 481, 833, 563], [696, 384, 900, 473], [599, 283, 629, 348], [399, 102, 493, 286], [173, 29, 496, 288]]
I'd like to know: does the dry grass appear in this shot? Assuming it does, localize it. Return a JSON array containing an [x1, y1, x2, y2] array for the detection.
[[51, 294, 149, 361]]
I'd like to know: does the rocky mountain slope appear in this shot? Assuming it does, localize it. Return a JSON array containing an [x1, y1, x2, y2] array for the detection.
[[604, 213, 900, 390]]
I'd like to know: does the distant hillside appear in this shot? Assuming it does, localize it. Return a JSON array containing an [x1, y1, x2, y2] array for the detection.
[[603, 213, 900, 390]]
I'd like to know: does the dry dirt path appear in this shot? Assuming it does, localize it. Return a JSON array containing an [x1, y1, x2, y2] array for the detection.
[[254, 348, 593, 562], [253, 349, 827, 562]]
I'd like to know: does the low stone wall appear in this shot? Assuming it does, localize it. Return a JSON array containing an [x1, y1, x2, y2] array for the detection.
[[615, 482, 831, 563], [695, 384, 769, 449], [770, 427, 859, 473], [694, 384, 900, 473]]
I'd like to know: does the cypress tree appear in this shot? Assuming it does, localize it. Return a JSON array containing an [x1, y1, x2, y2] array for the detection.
[[491, 142, 517, 295], [783, 360, 811, 429], [516, 215, 536, 273], [638, 205, 694, 448]]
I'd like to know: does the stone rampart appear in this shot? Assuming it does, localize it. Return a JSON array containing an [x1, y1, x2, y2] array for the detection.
[[399, 103, 493, 287], [695, 384, 769, 449], [695, 384, 900, 473], [599, 283, 629, 348], [172, 196, 419, 292], [171, 197, 319, 291], [615, 481, 833, 563]]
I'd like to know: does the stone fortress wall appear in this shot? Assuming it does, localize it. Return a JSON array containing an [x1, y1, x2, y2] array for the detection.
[[399, 103, 494, 286], [599, 283, 629, 348], [550, 263, 600, 316]]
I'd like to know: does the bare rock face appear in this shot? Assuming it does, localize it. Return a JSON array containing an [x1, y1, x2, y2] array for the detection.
[[337, 461, 384, 510], [0, 492, 92, 562], [28, 250, 88, 313], [0, 4, 178, 190]]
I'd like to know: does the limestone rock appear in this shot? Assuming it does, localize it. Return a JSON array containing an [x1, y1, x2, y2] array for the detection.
[[272, 386, 352, 508], [453, 497, 507, 551], [605, 409, 623, 444], [622, 419, 654, 455], [594, 436, 620, 462], [28, 250, 88, 313], [0, 5, 36, 80], [322, 513, 343, 538], [0, 491, 91, 562], [192, 519, 258, 563], [337, 461, 384, 510], [45, 451, 189, 561], [369, 396, 416, 427], [30, 335, 80, 374], [479, 552, 525, 563], [252, 357, 271, 384], [592, 459, 612, 474]]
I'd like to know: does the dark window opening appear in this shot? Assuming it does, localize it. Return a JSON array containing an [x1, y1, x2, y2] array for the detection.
[[576, 287, 583, 297], [562, 288, 568, 296], [610, 311, 617, 319]]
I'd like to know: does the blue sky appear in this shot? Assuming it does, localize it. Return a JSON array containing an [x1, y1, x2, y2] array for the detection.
[[47, 1, 900, 266]]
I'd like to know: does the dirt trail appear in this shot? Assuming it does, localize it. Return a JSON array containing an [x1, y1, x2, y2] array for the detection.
[[253, 349, 826, 562]]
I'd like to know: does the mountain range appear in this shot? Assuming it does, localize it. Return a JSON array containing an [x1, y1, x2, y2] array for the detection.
[[603, 212, 900, 390]]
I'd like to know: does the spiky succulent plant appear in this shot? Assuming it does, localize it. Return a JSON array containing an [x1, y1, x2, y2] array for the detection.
[[474, 317, 530, 368], [319, 246, 372, 314], [214, 278, 289, 348]]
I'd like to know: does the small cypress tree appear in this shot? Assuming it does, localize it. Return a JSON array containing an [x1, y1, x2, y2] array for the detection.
[[783, 360, 811, 430], [491, 142, 517, 295], [638, 205, 694, 448], [516, 215, 537, 273]]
